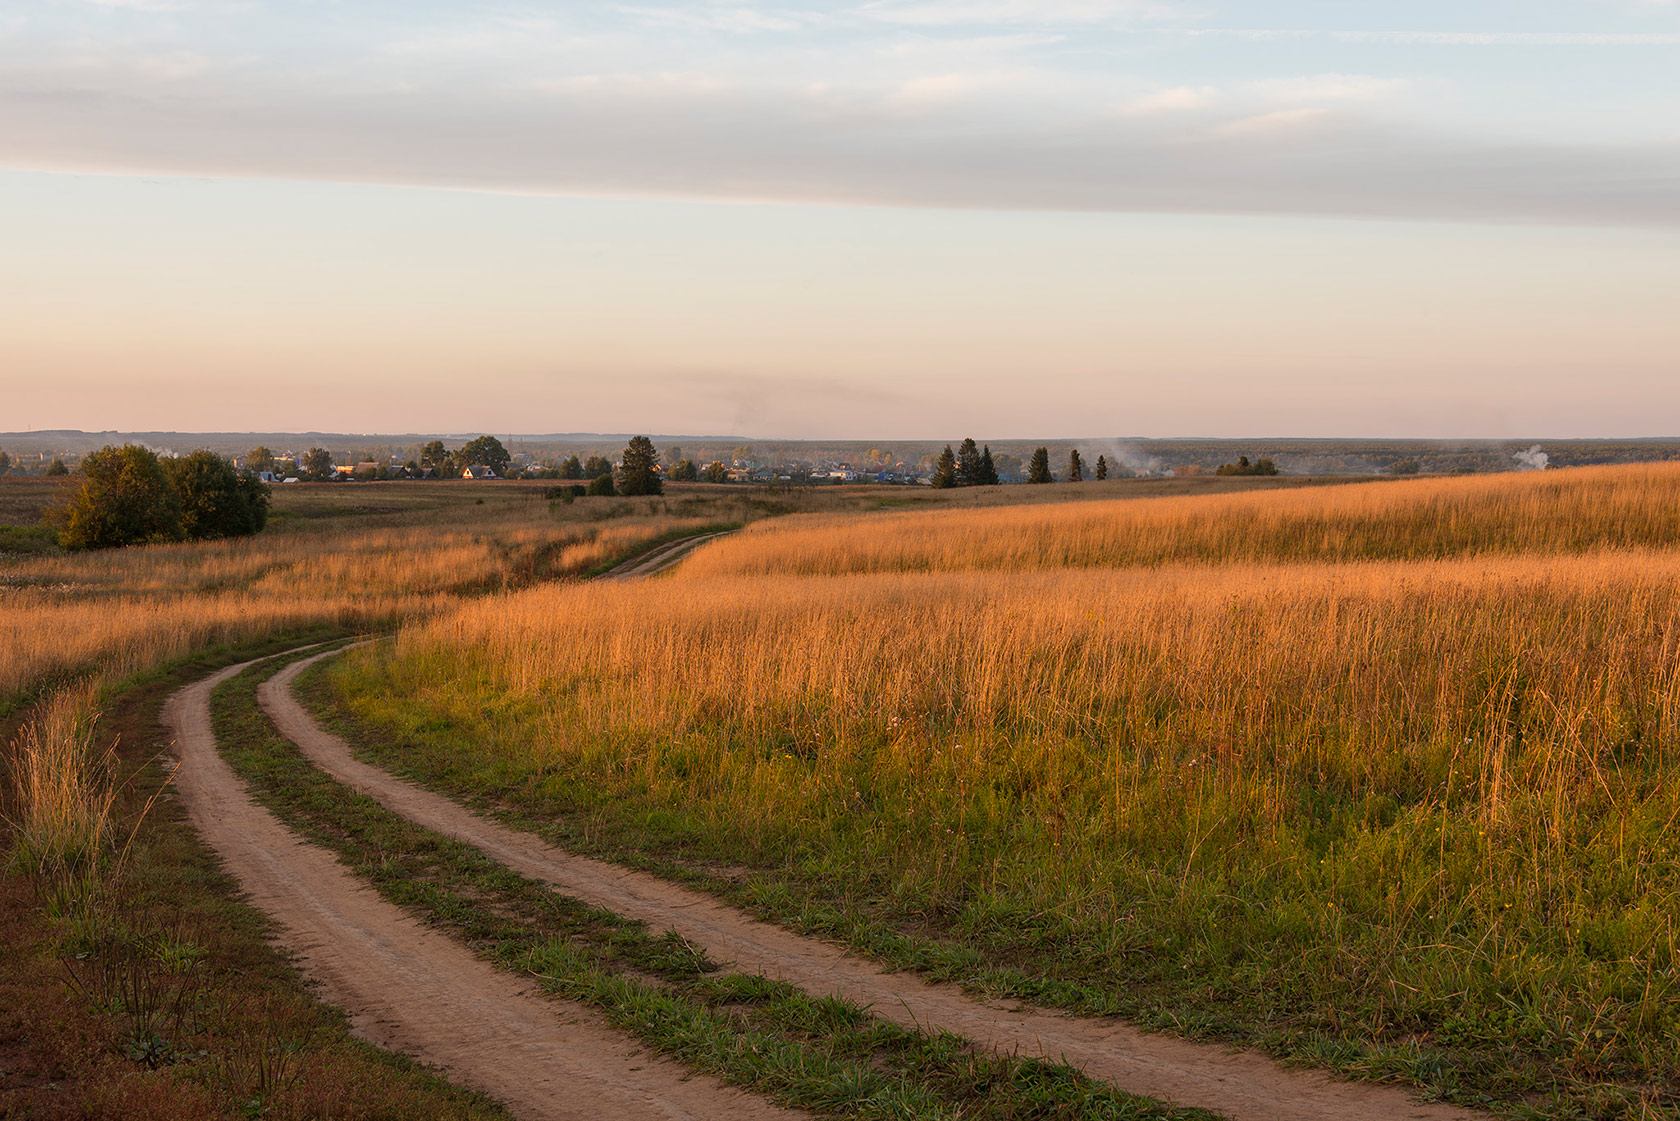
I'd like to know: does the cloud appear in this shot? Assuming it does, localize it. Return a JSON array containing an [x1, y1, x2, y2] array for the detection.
[[69, 0, 190, 9], [3, 4, 1678, 228], [1213, 107, 1331, 136], [854, 0, 1180, 26], [1182, 28, 1680, 46], [1116, 85, 1217, 115], [4, 67, 1675, 227], [1249, 74, 1410, 104]]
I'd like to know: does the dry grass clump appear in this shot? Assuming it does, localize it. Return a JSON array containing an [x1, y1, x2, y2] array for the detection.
[[4, 683, 114, 889], [684, 462, 1680, 576], [329, 464, 1680, 1112]]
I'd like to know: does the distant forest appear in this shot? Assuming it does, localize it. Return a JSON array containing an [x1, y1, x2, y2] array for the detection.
[[3, 431, 1679, 480]]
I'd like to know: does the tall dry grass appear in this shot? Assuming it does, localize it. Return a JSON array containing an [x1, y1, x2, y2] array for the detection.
[[685, 462, 1680, 576], [0, 512, 705, 712], [4, 683, 113, 888], [328, 465, 1680, 1111]]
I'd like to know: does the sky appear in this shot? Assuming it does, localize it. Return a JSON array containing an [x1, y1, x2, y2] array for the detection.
[[2, 0, 1678, 439]]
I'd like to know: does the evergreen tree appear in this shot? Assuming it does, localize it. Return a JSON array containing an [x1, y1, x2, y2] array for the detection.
[[931, 445, 958, 489], [978, 445, 999, 486], [0, 449, 10, 477], [955, 438, 983, 486], [583, 455, 613, 479], [618, 435, 663, 496], [586, 473, 616, 497], [702, 461, 731, 483], [1095, 455, 1108, 481], [670, 458, 699, 482], [558, 455, 583, 479], [1027, 446, 1053, 484], [1067, 449, 1084, 482], [45, 458, 69, 476]]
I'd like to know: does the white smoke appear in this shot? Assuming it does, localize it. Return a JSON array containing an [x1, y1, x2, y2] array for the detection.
[[1512, 445, 1549, 472], [1098, 442, 1169, 478]]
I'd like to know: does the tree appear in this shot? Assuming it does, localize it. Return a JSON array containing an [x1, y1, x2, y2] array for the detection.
[[301, 447, 335, 480], [992, 452, 1022, 481], [1027, 447, 1052, 484], [1095, 455, 1108, 481], [1067, 449, 1084, 482], [1388, 458, 1421, 476], [46, 458, 69, 476], [163, 450, 270, 539], [0, 449, 10, 476], [670, 458, 699, 482], [583, 455, 613, 479], [419, 440, 452, 473], [931, 445, 957, 489], [1215, 455, 1279, 477], [457, 436, 510, 478], [955, 438, 983, 487], [702, 461, 731, 483], [666, 446, 683, 467], [246, 446, 275, 474], [978, 446, 999, 486], [53, 445, 183, 550], [558, 455, 584, 480], [586, 473, 617, 497], [618, 435, 663, 496]]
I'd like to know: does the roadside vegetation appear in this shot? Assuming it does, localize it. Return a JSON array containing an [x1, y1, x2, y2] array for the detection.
[[1, 644, 516, 1120], [215, 648, 1212, 1121], [0, 479, 775, 1116], [319, 464, 1680, 1119]]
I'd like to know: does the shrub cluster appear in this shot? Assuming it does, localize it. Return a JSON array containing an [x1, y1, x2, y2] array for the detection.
[[52, 446, 269, 551]]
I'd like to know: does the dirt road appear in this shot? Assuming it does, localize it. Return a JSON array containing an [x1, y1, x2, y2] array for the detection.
[[263, 651, 1485, 1121], [600, 532, 728, 580], [165, 661, 805, 1121]]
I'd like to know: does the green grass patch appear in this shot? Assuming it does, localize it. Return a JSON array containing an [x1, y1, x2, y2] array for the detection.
[[305, 650, 1671, 1120], [216, 649, 1214, 1121]]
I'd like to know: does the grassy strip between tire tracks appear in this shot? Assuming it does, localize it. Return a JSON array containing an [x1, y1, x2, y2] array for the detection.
[[215, 646, 1218, 1121], [1, 634, 517, 1121], [292, 652, 1583, 1120]]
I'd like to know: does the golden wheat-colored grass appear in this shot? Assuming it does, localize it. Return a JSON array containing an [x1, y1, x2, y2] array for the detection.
[[329, 465, 1680, 1109], [684, 462, 1680, 576], [0, 503, 704, 710], [3, 683, 113, 885]]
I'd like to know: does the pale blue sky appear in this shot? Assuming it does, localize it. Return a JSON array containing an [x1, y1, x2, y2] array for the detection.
[[3, 1, 1677, 437]]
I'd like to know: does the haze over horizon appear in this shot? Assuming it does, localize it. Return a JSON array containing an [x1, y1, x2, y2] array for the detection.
[[3, 1, 1678, 439]]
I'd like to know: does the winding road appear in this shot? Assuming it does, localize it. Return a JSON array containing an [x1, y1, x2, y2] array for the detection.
[[166, 532, 1486, 1121]]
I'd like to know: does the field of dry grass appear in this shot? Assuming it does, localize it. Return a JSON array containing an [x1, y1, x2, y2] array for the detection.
[[0, 480, 756, 1119], [325, 465, 1680, 1117], [0, 481, 747, 713]]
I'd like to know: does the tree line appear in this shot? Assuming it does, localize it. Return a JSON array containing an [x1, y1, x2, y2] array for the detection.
[[932, 440, 1121, 486]]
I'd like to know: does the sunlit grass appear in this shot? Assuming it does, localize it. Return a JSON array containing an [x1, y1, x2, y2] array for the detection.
[[327, 464, 1680, 1114]]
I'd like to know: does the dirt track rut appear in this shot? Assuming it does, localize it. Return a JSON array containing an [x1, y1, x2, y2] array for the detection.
[[165, 661, 804, 1121], [601, 532, 728, 580], [263, 651, 1485, 1121]]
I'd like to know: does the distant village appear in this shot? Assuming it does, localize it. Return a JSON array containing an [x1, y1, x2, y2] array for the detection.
[[8, 432, 1675, 485]]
